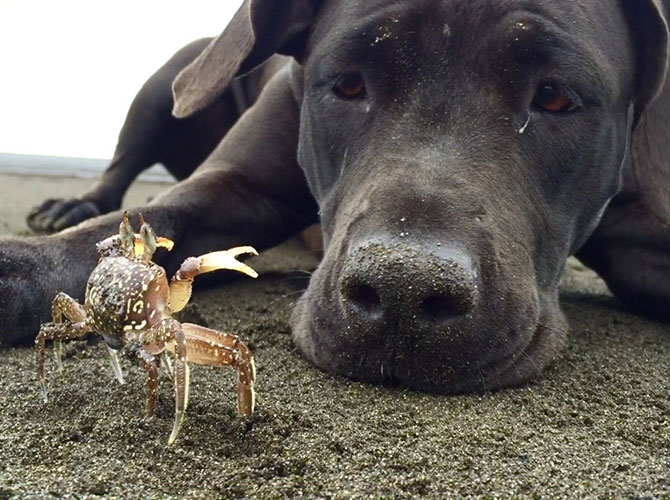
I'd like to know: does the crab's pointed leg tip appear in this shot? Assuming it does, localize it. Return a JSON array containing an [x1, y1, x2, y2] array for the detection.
[[167, 418, 183, 446], [53, 340, 64, 370], [113, 366, 125, 385], [247, 389, 256, 416], [106, 346, 125, 385], [40, 382, 48, 403], [160, 355, 174, 379], [250, 390, 257, 416]]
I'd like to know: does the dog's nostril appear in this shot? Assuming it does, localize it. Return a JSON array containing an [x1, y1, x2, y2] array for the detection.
[[420, 294, 469, 322], [348, 284, 382, 316]]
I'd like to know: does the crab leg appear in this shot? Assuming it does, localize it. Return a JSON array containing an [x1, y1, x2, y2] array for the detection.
[[160, 353, 174, 379], [180, 323, 256, 417], [105, 344, 125, 385], [137, 350, 160, 416], [169, 246, 259, 313], [54, 340, 64, 374], [35, 321, 92, 402], [142, 318, 189, 445], [49, 292, 88, 373]]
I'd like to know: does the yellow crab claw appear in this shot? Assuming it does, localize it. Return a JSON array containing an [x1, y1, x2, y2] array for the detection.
[[156, 237, 175, 251], [133, 236, 174, 257], [169, 246, 259, 314], [197, 246, 259, 278]]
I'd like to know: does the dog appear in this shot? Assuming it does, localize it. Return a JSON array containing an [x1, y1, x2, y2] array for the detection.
[[2, 0, 669, 393]]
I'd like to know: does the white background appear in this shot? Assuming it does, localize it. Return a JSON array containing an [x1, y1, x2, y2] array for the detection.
[[0, 0, 243, 159]]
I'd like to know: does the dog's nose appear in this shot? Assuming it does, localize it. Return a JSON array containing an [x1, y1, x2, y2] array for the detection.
[[340, 241, 478, 328]]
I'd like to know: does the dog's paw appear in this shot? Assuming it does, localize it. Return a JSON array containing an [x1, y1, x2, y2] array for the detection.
[[0, 237, 84, 345], [27, 198, 100, 233]]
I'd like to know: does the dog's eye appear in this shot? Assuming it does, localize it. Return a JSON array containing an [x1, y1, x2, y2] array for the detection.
[[333, 73, 366, 99], [533, 83, 581, 113]]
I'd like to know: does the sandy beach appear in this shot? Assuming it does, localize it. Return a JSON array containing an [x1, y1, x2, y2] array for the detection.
[[0, 172, 668, 499]]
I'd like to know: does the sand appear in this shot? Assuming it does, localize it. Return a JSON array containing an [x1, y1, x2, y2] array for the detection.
[[0, 173, 668, 499]]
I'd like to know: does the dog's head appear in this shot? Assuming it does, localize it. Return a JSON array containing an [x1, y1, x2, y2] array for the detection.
[[173, 0, 669, 392]]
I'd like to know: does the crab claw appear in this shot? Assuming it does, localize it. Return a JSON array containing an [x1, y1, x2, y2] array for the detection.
[[133, 236, 174, 256], [169, 247, 259, 314], [156, 237, 175, 251], [196, 246, 259, 278]]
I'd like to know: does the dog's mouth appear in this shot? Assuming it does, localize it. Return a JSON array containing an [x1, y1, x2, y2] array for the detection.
[[292, 299, 567, 393], [290, 243, 568, 394]]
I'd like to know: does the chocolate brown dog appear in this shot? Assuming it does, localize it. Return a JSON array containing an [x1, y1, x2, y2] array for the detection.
[[4, 0, 670, 393]]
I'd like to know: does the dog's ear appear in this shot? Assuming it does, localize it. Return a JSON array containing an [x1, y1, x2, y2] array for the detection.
[[623, 0, 669, 122], [623, 0, 670, 222], [172, 0, 319, 118]]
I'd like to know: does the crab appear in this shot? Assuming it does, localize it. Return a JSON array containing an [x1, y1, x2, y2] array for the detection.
[[35, 212, 258, 445]]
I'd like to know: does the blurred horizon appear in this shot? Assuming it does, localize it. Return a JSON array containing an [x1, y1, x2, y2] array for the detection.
[[0, 151, 173, 182], [0, 0, 243, 160]]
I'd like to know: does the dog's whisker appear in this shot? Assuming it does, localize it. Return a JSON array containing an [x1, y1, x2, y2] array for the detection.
[[266, 288, 308, 308], [272, 273, 313, 284], [536, 322, 569, 342], [518, 347, 544, 378], [291, 270, 315, 276], [558, 300, 590, 314], [476, 361, 489, 392]]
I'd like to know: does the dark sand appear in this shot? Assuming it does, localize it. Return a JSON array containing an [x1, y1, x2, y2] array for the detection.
[[0, 173, 668, 499]]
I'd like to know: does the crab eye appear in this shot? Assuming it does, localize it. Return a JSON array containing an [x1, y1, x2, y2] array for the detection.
[[333, 73, 366, 99], [141, 225, 157, 253], [138, 214, 157, 257], [533, 83, 581, 113], [119, 211, 135, 250]]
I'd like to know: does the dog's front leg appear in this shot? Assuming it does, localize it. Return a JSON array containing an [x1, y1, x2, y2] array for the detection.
[[0, 67, 316, 345], [26, 38, 228, 234], [576, 195, 670, 321]]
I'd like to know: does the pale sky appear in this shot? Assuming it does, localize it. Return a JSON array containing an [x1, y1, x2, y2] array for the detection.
[[0, 0, 243, 159]]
